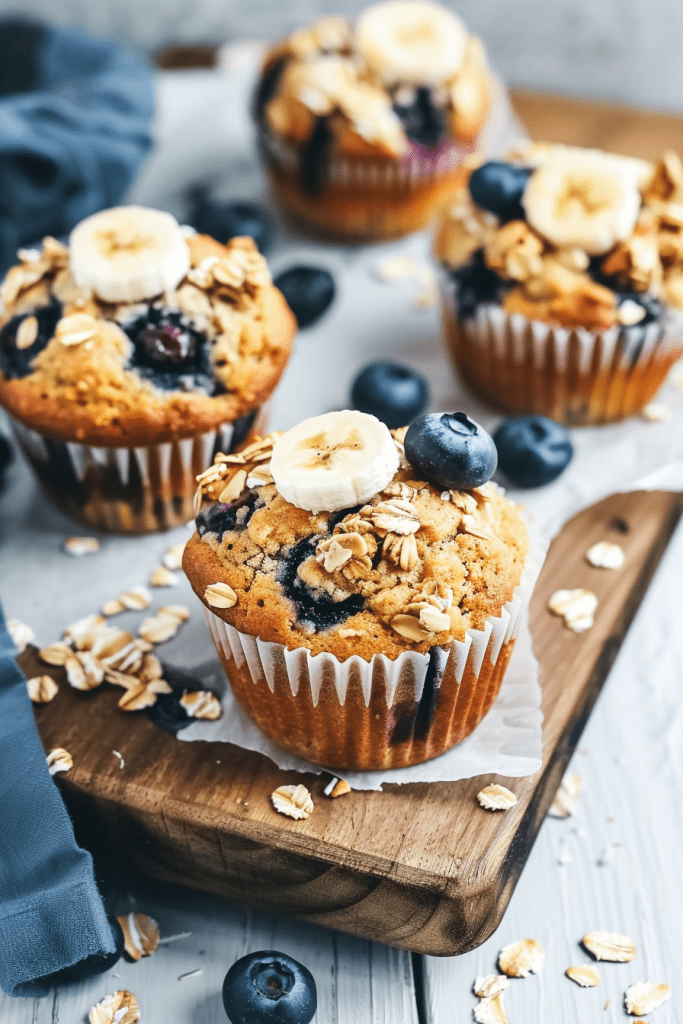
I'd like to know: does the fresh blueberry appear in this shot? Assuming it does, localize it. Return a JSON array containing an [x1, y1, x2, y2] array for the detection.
[[189, 195, 274, 254], [493, 416, 573, 488], [123, 305, 214, 393], [0, 299, 63, 379], [393, 87, 445, 147], [0, 434, 13, 478], [351, 361, 429, 429], [222, 950, 317, 1024], [404, 412, 497, 490], [450, 249, 503, 319], [274, 267, 335, 329], [43, 915, 124, 986], [468, 162, 533, 222]]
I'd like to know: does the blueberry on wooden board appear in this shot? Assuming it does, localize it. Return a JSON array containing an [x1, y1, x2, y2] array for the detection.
[[274, 267, 335, 328], [222, 950, 317, 1024], [468, 161, 533, 221], [493, 416, 573, 487], [189, 196, 274, 253], [351, 361, 429, 428], [42, 915, 124, 986], [404, 412, 497, 490]]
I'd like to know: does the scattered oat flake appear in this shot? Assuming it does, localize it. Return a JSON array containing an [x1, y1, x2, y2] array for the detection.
[[548, 772, 583, 818], [178, 969, 202, 981], [47, 747, 72, 775], [625, 982, 671, 1016], [566, 965, 600, 988], [112, 750, 125, 769], [88, 990, 140, 1024], [119, 586, 152, 611], [180, 690, 222, 720], [586, 541, 625, 569], [548, 588, 598, 632], [39, 641, 72, 665], [498, 939, 544, 977], [474, 976, 509, 999], [271, 784, 314, 820], [324, 776, 352, 798], [640, 403, 670, 422], [604, 997, 612, 1010], [477, 784, 518, 811], [7, 618, 34, 653], [149, 565, 178, 587], [163, 542, 186, 570], [139, 609, 186, 644], [373, 256, 421, 281], [64, 536, 100, 556], [102, 599, 126, 616], [583, 931, 636, 962], [27, 675, 58, 703], [117, 912, 160, 961]]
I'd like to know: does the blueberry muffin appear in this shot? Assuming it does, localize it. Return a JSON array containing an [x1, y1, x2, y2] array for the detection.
[[435, 145, 683, 424], [0, 207, 295, 532], [183, 409, 530, 770], [255, 0, 491, 241]]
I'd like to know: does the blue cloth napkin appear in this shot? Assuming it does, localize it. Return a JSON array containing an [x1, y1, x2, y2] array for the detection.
[[0, 22, 155, 271], [0, 604, 114, 997]]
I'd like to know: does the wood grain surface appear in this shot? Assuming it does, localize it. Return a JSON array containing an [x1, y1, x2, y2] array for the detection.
[[23, 490, 683, 957]]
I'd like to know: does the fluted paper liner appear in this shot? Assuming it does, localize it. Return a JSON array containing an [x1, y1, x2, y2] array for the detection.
[[11, 404, 268, 534], [203, 544, 536, 771], [441, 280, 683, 424]]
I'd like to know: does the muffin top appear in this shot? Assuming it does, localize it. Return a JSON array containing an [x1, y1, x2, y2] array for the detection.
[[256, 0, 489, 159], [435, 144, 683, 330], [183, 410, 528, 661], [0, 207, 295, 446]]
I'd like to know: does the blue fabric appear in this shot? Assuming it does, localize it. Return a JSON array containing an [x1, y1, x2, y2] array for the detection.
[[0, 604, 114, 997], [0, 24, 154, 270]]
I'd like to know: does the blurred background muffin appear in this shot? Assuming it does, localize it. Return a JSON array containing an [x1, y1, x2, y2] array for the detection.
[[254, 1, 491, 240], [0, 207, 295, 532], [435, 145, 683, 424]]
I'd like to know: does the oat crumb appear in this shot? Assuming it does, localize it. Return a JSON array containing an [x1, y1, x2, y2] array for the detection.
[[477, 784, 518, 811], [271, 784, 314, 820]]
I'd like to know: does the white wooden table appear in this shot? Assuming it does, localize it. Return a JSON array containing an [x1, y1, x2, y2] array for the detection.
[[1, 65, 682, 1022]]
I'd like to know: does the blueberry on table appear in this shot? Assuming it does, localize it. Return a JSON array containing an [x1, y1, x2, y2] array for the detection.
[[468, 161, 533, 222], [189, 196, 274, 253], [274, 267, 335, 329], [222, 950, 317, 1024], [0, 434, 13, 478], [493, 416, 573, 488], [404, 412, 497, 491], [43, 914, 124, 986], [351, 361, 429, 429]]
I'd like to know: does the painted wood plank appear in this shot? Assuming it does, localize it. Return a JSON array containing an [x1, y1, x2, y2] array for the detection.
[[421, 517, 683, 1023]]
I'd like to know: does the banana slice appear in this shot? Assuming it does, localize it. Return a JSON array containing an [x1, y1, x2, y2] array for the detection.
[[356, 0, 468, 87], [270, 411, 399, 512], [70, 206, 191, 303], [523, 154, 641, 256]]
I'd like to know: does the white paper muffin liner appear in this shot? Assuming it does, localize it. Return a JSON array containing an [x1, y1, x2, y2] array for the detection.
[[11, 404, 268, 534], [201, 534, 539, 770], [440, 276, 683, 423]]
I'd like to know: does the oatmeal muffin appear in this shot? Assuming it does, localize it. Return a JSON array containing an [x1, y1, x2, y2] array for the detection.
[[183, 409, 530, 770], [435, 145, 683, 424], [255, 0, 491, 240], [0, 207, 295, 532]]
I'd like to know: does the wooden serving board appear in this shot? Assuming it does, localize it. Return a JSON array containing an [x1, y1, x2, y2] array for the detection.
[[22, 489, 682, 957]]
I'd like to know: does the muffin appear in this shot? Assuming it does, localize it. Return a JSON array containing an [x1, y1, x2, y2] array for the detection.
[[435, 145, 683, 424], [0, 207, 295, 532], [255, 0, 491, 241], [183, 409, 530, 771]]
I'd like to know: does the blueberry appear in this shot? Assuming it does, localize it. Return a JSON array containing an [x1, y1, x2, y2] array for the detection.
[[351, 361, 429, 429], [493, 416, 573, 488], [124, 305, 213, 393], [0, 434, 13, 478], [468, 162, 533, 222], [43, 915, 124, 986], [0, 298, 63, 379], [404, 412, 497, 490], [189, 195, 274, 253], [222, 950, 317, 1024], [393, 87, 445, 147], [274, 267, 335, 329]]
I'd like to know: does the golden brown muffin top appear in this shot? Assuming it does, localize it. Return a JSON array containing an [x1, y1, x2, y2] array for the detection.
[[184, 427, 528, 661], [435, 144, 683, 330], [0, 230, 295, 446], [257, 1, 489, 158]]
